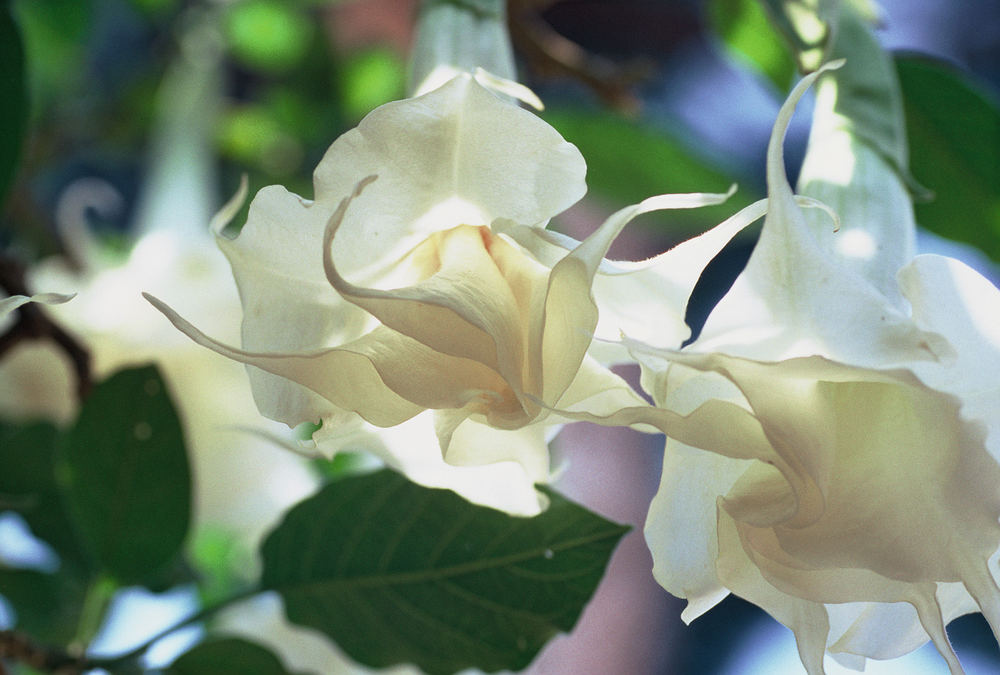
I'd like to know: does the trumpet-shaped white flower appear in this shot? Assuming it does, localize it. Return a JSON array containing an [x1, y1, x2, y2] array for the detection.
[[644, 66, 1000, 673], [561, 63, 1000, 673], [147, 73, 754, 514]]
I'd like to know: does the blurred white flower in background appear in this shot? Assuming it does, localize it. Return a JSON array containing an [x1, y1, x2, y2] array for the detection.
[[1, 24, 318, 555]]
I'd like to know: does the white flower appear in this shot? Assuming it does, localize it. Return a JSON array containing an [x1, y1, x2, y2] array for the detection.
[[644, 65, 1000, 673], [147, 73, 749, 514], [564, 63, 1000, 673]]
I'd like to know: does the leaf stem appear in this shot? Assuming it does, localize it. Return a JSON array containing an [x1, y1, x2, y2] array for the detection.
[[87, 585, 261, 669], [72, 575, 116, 650]]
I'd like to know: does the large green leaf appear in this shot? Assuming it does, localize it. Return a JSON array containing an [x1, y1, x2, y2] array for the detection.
[[261, 469, 629, 675], [0, 3, 27, 204], [168, 638, 302, 675], [59, 366, 191, 585], [897, 56, 1000, 261], [0, 421, 89, 570], [543, 108, 757, 235]]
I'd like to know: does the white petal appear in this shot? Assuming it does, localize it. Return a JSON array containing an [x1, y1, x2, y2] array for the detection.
[[797, 72, 916, 304], [497, 189, 763, 364], [694, 63, 949, 368], [314, 74, 586, 281], [900, 254, 1000, 457], [0, 292, 75, 318]]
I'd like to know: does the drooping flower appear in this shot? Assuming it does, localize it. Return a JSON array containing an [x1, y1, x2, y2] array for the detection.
[[648, 66, 1000, 672], [563, 61, 1000, 673], [146, 72, 754, 514]]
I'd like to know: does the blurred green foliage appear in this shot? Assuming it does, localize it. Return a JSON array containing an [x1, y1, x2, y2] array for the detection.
[[899, 56, 1000, 262], [0, 366, 191, 647], [707, 0, 795, 91], [544, 108, 759, 235], [224, 0, 313, 74], [0, 4, 27, 206]]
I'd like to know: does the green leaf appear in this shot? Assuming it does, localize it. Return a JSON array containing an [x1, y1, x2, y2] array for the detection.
[[0, 3, 27, 204], [707, 0, 796, 91], [823, 5, 910, 181], [542, 108, 757, 235], [59, 366, 191, 585], [897, 55, 1000, 261], [755, 0, 835, 72], [11, 0, 93, 108], [168, 638, 301, 675], [0, 421, 89, 570], [0, 567, 88, 644], [261, 470, 629, 675]]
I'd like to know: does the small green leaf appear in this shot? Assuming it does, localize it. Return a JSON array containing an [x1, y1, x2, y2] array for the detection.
[[756, 0, 835, 72], [261, 470, 629, 675], [168, 638, 301, 675], [707, 0, 796, 91], [897, 55, 1000, 261], [0, 567, 88, 644], [60, 366, 191, 585], [0, 421, 89, 570], [0, 4, 27, 204], [543, 108, 756, 235]]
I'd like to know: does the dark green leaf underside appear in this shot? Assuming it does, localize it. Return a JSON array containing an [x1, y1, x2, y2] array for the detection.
[[897, 55, 1000, 261], [60, 365, 191, 585], [261, 469, 628, 675], [168, 638, 301, 675]]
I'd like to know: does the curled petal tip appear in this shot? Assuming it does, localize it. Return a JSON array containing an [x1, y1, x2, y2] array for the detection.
[[473, 68, 545, 111], [210, 174, 249, 237], [322, 175, 379, 291]]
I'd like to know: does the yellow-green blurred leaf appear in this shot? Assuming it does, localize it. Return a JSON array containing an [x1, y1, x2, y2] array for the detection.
[[707, 0, 796, 91], [224, 0, 313, 74], [339, 48, 406, 122]]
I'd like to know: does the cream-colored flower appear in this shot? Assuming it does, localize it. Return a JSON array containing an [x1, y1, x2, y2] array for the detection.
[[147, 73, 749, 514], [645, 67, 1000, 673], [562, 63, 1000, 673]]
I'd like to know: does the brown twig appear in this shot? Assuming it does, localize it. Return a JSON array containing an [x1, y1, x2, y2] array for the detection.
[[0, 630, 89, 675], [0, 252, 92, 401], [508, 0, 653, 115]]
